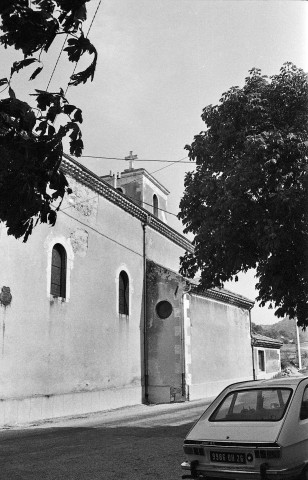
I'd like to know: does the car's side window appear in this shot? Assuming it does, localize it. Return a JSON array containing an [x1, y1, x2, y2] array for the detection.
[[300, 386, 308, 420]]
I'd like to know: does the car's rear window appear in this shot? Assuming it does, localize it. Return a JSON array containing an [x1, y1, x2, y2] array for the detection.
[[209, 388, 293, 422]]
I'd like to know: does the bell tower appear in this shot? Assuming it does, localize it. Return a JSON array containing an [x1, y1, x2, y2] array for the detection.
[[101, 151, 170, 224]]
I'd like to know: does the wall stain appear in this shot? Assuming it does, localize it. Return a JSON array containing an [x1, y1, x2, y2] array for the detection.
[[0, 287, 12, 356], [70, 229, 89, 257], [0, 286, 12, 307]]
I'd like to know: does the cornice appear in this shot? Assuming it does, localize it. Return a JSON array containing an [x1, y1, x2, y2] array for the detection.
[[191, 286, 255, 311], [61, 154, 193, 253], [251, 334, 283, 349]]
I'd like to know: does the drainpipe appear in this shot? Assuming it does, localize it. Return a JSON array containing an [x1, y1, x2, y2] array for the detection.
[[180, 292, 186, 399], [296, 320, 302, 370], [142, 216, 151, 403], [181, 283, 191, 401], [249, 309, 256, 380]]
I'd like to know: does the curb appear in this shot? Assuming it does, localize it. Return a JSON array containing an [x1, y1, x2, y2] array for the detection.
[[0, 397, 214, 432]]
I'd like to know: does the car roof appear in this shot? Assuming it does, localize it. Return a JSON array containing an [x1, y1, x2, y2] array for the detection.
[[228, 376, 308, 390]]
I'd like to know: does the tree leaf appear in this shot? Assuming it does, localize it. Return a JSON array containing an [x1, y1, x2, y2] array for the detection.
[[35, 91, 53, 111], [69, 55, 97, 86], [63, 104, 77, 115], [70, 137, 83, 157], [48, 209, 57, 226], [9, 87, 16, 99], [11, 58, 37, 76], [29, 65, 43, 80], [73, 108, 83, 123], [35, 120, 48, 135]]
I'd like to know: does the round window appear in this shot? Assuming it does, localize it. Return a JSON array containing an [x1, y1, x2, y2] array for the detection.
[[156, 300, 173, 319]]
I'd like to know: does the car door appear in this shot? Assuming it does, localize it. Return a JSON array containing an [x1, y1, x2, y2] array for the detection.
[[277, 379, 308, 468]]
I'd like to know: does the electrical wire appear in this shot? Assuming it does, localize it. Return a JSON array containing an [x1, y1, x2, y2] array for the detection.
[[138, 199, 178, 217], [0, 169, 181, 238], [86, 0, 102, 36], [46, 34, 69, 92], [55, 158, 182, 217], [81, 155, 193, 164], [61, 209, 143, 258], [151, 156, 191, 174], [45, 0, 101, 94], [0, 84, 9, 95], [65, 0, 102, 96], [57, 152, 193, 216], [58, 186, 179, 218]]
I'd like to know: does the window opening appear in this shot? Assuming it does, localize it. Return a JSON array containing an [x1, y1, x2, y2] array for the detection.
[[119, 271, 129, 315], [300, 386, 308, 420], [156, 300, 173, 319], [209, 388, 292, 422], [258, 350, 265, 372], [153, 194, 158, 217], [50, 244, 67, 298]]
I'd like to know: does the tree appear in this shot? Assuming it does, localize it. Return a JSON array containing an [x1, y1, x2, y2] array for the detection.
[[0, 0, 97, 242], [179, 63, 308, 328]]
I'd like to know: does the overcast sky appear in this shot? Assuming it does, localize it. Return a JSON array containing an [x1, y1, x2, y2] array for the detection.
[[2, 0, 308, 324]]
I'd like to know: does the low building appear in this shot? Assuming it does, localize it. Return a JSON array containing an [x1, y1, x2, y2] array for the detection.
[[252, 334, 283, 379]]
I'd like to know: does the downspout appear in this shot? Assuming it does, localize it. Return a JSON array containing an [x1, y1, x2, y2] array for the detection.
[[181, 283, 191, 401], [181, 292, 186, 399], [249, 309, 256, 380], [142, 216, 150, 403], [296, 320, 302, 370]]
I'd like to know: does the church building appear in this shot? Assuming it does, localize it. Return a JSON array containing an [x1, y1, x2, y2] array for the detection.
[[0, 152, 254, 427]]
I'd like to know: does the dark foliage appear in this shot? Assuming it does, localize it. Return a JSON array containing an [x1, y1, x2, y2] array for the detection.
[[0, 0, 97, 241], [179, 63, 308, 328]]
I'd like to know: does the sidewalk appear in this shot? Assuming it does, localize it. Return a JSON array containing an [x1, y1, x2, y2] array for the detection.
[[0, 397, 214, 432]]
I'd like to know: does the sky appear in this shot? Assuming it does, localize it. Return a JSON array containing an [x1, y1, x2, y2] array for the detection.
[[2, 0, 308, 324]]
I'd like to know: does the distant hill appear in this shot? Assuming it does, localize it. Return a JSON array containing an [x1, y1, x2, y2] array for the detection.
[[252, 318, 308, 344]]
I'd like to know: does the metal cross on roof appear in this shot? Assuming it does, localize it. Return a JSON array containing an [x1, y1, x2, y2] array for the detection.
[[125, 151, 138, 170]]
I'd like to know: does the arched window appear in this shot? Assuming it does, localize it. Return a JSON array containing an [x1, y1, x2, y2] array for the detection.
[[119, 271, 129, 315], [153, 194, 158, 217], [50, 244, 67, 298]]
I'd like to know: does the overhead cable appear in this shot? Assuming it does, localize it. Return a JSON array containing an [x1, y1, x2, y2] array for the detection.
[[81, 155, 193, 164], [151, 156, 190, 174], [65, 0, 102, 96], [59, 188, 179, 218], [46, 34, 68, 92]]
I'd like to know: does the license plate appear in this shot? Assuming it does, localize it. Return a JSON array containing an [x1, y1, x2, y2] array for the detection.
[[210, 451, 246, 464]]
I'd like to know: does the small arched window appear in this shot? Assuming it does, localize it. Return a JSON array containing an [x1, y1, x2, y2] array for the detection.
[[50, 244, 67, 298], [119, 271, 129, 315], [153, 194, 158, 217]]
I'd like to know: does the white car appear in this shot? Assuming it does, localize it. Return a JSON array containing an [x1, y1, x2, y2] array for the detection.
[[181, 376, 308, 480]]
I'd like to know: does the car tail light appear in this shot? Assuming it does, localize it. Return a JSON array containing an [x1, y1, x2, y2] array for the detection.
[[255, 449, 281, 459], [183, 445, 205, 456]]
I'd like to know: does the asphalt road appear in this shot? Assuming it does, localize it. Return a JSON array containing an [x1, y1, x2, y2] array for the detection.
[[0, 399, 211, 480]]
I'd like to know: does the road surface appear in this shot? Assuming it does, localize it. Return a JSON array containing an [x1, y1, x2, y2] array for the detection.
[[0, 399, 211, 480]]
